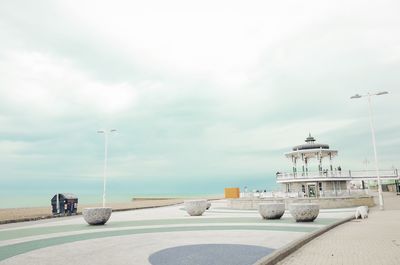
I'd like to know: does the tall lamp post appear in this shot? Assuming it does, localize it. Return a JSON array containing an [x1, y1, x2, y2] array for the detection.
[[350, 91, 388, 210], [97, 129, 117, 207], [362, 158, 370, 190]]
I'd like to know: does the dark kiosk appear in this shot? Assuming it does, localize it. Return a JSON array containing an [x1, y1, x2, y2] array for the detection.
[[51, 193, 78, 216]]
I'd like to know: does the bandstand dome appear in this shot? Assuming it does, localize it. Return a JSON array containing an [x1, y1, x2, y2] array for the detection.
[[284, 134, 338, 160], [292, 143, 330, 151], [292, 134, 329, 151]]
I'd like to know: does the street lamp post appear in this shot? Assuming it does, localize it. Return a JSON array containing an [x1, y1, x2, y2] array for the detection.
[[97, 129, 116, 207], [350, 91, 388, 210], [362, 158, 370, 190], [362, 158, 370, 170]]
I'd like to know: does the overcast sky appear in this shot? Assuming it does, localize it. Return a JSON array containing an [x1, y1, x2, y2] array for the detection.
[[0, 0, 399, 196]]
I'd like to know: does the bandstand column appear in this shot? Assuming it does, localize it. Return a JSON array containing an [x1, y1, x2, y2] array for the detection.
[[292, 156, 297, 177], [319, 148, 323, 173], [305, 157, 308, 176], [319, 157, 323, 173], [301, 153, 305, 176]]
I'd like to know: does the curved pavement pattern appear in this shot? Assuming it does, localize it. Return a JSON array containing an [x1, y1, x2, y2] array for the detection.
[[0, 200, 354, 265]]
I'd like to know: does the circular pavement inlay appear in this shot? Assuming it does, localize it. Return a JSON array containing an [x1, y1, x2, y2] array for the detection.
[[148, 244, 274, 265]]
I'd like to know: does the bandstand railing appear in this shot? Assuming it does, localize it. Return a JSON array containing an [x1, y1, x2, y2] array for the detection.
[[276, 169, 399, 181], [240, 189, 370, 199]]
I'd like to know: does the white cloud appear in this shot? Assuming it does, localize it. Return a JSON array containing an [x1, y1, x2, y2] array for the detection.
[[0, 140, 33, 154], [0, 50, 137, 115], [204, 118, 355, 152], [59, 0, 331, 86]]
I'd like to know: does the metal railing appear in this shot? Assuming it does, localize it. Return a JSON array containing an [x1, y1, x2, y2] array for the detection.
[[276, 169, 399, 181], [240, 189, 370, 199]]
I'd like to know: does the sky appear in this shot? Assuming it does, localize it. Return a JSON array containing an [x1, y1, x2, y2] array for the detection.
[[0, 0, 400, 206]]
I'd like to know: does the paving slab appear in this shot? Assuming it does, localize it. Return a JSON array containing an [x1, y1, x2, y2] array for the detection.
[[277, 192, 400, 265]]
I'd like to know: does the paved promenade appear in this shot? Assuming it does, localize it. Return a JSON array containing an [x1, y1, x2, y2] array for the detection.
[[0, 200, 354, 265], [278, 192, 400, 265]]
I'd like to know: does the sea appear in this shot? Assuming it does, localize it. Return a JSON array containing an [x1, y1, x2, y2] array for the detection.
[[0, 175, 279, 209]]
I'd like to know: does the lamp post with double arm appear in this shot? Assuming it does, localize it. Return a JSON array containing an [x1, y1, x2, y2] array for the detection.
[[350, 91, 388, 210]]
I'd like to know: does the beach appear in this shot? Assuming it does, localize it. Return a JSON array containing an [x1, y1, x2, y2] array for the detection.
[[0, 196, 221, 224]]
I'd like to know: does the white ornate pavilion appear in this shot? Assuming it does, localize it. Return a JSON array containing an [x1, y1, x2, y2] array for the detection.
[[276, 134, 399, 197]]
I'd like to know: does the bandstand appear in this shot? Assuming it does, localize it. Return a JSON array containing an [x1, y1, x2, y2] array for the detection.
[[276, 134, 399, 198], [227, 134, 399, 210], [277, 134, 351, 197]]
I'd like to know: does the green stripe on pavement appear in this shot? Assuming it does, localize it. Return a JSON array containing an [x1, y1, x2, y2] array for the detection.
[[0, 217, 338, 241], [0, 225, 316, 261]]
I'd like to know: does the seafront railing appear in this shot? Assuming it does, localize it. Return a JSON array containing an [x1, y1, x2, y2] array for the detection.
[[240, 189, 370, 199], [276, 169, 399, 181]]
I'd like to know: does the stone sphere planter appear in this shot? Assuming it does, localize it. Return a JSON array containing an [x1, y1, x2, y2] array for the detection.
[[258, 203, 285, 219], [289, 203, 319, 222], [83, 207, 112, 225], [184, 200, 207, 216]]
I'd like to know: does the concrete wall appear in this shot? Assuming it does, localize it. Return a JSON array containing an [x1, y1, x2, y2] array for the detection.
[[228, 196, 375, 210], [324, 182, 334, 190], [289, 183, 303, 192]]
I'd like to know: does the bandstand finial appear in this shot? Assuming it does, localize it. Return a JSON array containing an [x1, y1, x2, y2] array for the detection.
[[305, 133, 316, 143]]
